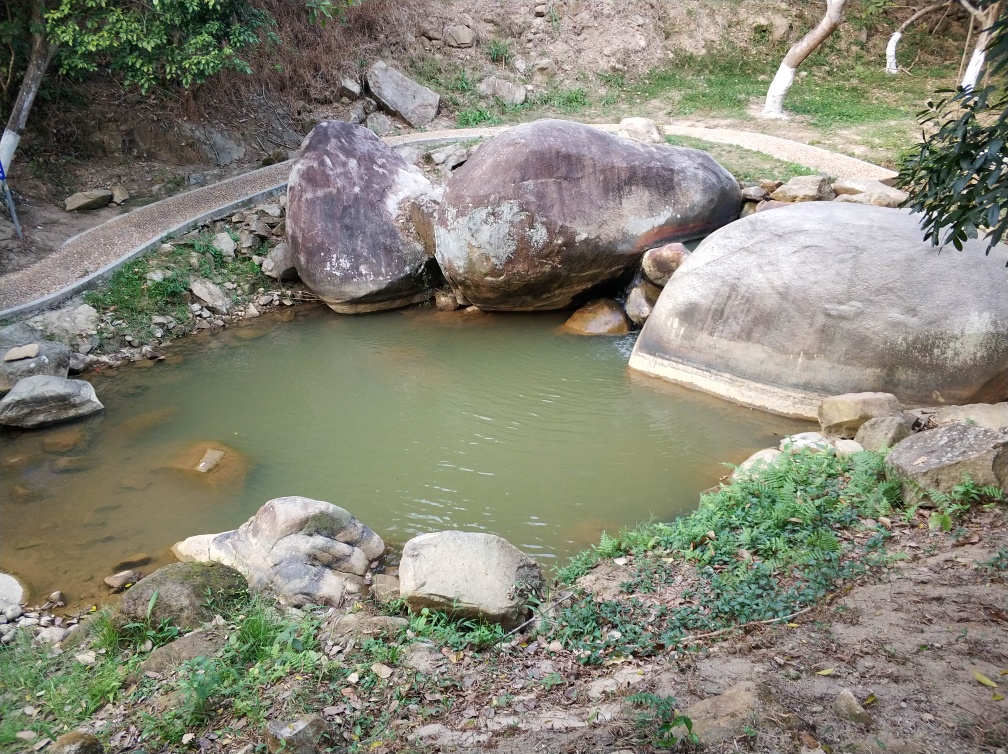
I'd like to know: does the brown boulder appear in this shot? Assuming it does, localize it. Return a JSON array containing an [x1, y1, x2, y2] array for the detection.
[[434, 119, 740, 310], [562, 299, 632, 335], [642, 242, 690, 287], [288, 121, 437, 313]]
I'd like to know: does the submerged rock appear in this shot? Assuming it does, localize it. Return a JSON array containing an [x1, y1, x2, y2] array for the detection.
[[0, 375, 103, 428], [172, 496, 385, 607], [562, 299, 632, 335], [287, 121, 436, 313], [434, 119, 740, 310], [630, 204, 1008, 419], [398, 530, 545, 629]]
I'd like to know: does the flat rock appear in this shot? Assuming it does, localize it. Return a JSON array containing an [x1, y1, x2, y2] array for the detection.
[[138, 630, 227, 677], [833, 177, 907, 208], [399, 530, 545, 629], [172, 496, 384, 607], [680, 681, 760, 743], [478, 75, 526, 106], [435, 120, 740, 310], [818, 392, 903, 438], [189, 278, 232, 315], [4, 344, 39, 361], [366, 61, 440, 127], [266, 715, 328, 754], [617, 116, 663, 143], [196, 448, 225, 473], [771, 175, 834, 202], [854, 414, 915, 452], [104, 569, 142, 591], [212, 232, 236, 259], [29, 304, 99, 344], [444, 24, 475, 48], [287, 121, 436, 313], [931, 402, 1008, 430], [642, 243, 690, 287], [0, 375, 104, 428], [886, 423, 1008, 501], [65, 190, 112, 211], [328, 613, 408, 639], [630, 203, 1008, 419], [562, 299, 632, 335]]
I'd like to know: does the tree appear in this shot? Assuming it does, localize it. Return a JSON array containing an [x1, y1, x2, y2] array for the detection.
[[762, 0, 849, 119], [899, 10, 1008, 251], [1, 0, 269, 176]]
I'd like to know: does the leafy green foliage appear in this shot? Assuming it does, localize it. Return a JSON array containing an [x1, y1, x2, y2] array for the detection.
[[627, 692, 698, 748], [45, 0, 271, 92], [455, 107, 503, 127], [551, 449, 902, 664], [305, 0, 361, 28], [899, 16, 1008, 252], [408, 607, 505, 650], [488, 38, 512, 65]]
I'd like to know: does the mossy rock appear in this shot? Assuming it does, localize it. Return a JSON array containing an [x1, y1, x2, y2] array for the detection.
[[50, 732, 104, 754], [116, 562, 247, 632]]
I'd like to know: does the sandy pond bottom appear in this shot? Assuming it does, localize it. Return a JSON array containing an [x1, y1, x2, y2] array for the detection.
[[1, 305, 808, 606]]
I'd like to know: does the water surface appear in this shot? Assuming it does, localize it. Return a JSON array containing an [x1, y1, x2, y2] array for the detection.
[[0, 305, 807, 605]]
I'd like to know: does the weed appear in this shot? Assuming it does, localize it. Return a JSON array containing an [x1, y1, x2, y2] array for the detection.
[[408, 607, 505, 650], [456, 108, 502, 128], [984, 549, 1008, 571], [488, 38, 512, 66], [627, 692, 698, 748], [118, 590, 181, 650]]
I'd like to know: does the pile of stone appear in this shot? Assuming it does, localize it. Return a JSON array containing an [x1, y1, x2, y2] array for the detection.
[[0, 583, 75, 647], [740, 174, 908, 217]]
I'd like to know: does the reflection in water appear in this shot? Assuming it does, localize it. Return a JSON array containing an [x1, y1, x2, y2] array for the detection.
[[0, 305, 808, 605]]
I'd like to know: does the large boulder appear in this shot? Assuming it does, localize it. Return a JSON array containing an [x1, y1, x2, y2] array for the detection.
[[433, 119, 741, 311], [0, 375, 103, 428], [562, 299, 632, 335], [398, 531, 545, 629], [886, 423, 1008, 501], [117, 562, 248, 632], [172, 496, 385, 607], [287, 121, 436, 313], [931, 402, 1008, 430], [630, 203, 1008, 419], [817, 392, 902, 438], [854, 415, 915, 452], [366, 61, 440, 127], [0, 324, 70, 395]]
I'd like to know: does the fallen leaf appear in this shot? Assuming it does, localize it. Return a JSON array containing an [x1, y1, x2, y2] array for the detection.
[[975, 670, 999, 688], [994, 693, 1005, 702], [786, 623, 800, 628], [816, 668, 835, 676], [864, 693, 878, 706]]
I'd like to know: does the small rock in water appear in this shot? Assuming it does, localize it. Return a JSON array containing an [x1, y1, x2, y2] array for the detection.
[[48, 591, 66, 605], [104, 570, 142, 591], [196, 448, 226, 473], [4, 344, 39, 362]]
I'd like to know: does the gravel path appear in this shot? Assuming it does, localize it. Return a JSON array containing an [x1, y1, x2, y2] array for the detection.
[[0, 121, 895, 318]]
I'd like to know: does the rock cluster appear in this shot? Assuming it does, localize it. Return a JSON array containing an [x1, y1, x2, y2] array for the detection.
[[742, 174, 908, 216]]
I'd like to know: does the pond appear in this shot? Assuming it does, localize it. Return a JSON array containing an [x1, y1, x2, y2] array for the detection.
[[0, 305, 807, 605]]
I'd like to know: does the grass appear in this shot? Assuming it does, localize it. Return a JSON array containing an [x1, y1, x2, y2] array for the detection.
[[664, 134, 814, 183], [82, 232, 280, 345]]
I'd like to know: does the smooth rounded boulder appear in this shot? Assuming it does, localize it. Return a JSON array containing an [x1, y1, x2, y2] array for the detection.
[[287, 121, 437, 313], [630, 203, 1008, 419], [434, 119, 741, 310]]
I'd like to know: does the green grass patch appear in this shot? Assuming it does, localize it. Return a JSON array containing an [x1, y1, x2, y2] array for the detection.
[[664, 134, 814, 183], [82, 232, 278, 345]]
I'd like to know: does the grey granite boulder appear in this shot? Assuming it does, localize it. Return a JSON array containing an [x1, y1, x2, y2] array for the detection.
[[287, 121, 437, 313], [886, 423, 1008, 501], [0, 324, 70, 395], [817, 392, 903, 438], [854, 415, 915, 452], [0, 375, 103, 428], [117, 562, 247, 632], [65, 190, 112, 211], [366, 61, 440, 127], [434, 119, 740, 311], [398, 531, 545, 629], [630, 203, 1008, 419], [931, 402, 1008, 430], [172, 496, 385, 607]]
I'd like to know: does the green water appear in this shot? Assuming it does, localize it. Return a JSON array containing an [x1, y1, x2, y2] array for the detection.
[[0, 305, 807, 605]]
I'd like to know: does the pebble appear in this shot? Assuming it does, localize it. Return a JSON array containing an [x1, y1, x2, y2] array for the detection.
[[5, 604, 23, 621], [19, 617, 39, 628]]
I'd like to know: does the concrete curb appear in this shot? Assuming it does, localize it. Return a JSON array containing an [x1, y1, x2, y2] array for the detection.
[[0, 121, 893, 321]]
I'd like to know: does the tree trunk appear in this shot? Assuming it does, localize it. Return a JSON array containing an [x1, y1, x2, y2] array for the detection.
[[0, 31, 56, 176], [887, 2, 951, 74], [762, 0, 849, 119], [958, 0, 1002, 91]]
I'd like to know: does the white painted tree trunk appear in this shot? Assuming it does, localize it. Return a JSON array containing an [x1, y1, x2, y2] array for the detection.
[[1, 33, 56, 176], [761, 0, 849, 119], [885, 32, 902, 74], [962, 41, 987, 91]]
